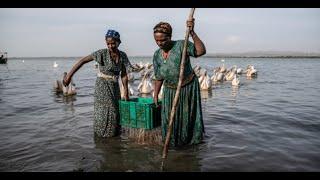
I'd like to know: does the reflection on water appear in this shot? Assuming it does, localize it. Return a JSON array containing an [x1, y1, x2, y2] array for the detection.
[[53, 92, 77, 113], [230, 86, 239, 106], [159, 145, 202, 172], [92, 132, 203, 172], [200, 90, 212, 100], [94, 135, 164, 172], [52, 91, 77, 103], [62, 95, 77, 104], [231, 85, 239, 97], [62, 96, 76, 113], [94, 136, 126, 172]]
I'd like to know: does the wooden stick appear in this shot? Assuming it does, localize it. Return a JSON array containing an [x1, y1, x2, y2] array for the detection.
[[162, 8, 196, 159]]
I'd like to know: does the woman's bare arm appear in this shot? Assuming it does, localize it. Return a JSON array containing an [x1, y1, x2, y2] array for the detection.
[[63, 55, 94, 86], [187, 19, 206, 57], [121, 68, 129, 101], [153, 80, 163, 106]]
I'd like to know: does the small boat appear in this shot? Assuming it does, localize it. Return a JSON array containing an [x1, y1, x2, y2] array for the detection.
[[0, 52, 8, 64]]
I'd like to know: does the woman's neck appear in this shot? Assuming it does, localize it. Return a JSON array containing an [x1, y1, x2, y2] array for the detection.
[[109, 49, 119, 54], [162, 41, 173, 52]]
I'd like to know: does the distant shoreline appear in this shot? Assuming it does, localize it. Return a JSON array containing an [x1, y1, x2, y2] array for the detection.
[[204, 56, 320, 58], [8, 55, 320, 59]]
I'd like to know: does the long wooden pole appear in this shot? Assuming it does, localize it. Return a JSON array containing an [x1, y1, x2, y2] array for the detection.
[[162, 8, 196, 159]]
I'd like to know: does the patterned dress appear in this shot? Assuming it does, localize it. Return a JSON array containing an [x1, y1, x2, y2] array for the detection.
[[153, 40, 205, 146], [91, 48, 133, 138]]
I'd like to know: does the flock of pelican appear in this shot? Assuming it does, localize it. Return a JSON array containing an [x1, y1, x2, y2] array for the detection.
[[53, 59, 258, 99], [117, 60, 258, 99], [194, 62, 258, 90]]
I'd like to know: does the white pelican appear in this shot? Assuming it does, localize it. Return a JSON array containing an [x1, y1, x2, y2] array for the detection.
[[128, 83, 134, 96], [62, 84, 68, 95], [144, 62, 153, 69], [53, 61, 58, 68], [232, 74, 240, 86], [138, 61, 144, 68], [54, 72, 67, 94], [225, 67, 236, 81], [236, 68, 243, 75], [211, 71, 224, 84], [213, 67, 220, 74], [127, 72, 135, 82], [199, 70, 212, 90], [246, 65, 258, 77], [62, 81, 77, 97], [220, 59, 226, 73], [220, 65, 226, 73], [138, 70, 154, 94], [193, 65, 202, 77], [53, 80, 63, 93], [132, 63, 144, 72], [66, 83, 77, 96]]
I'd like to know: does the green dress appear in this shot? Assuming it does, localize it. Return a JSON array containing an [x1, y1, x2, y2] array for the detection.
[[91, 48, 132, 138], [153, 40, 205, 146]]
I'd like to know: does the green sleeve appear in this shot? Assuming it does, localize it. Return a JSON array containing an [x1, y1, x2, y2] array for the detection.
[[152, 50, 163, 80], [91, 49, 102, 64], [120, 51, 134, 72], [187, 40, 196, 57]]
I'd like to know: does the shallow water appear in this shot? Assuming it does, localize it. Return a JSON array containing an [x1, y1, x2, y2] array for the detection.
[[0, 57, 320, 171]]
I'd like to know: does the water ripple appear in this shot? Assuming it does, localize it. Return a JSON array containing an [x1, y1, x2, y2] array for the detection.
[[1, 58, 320, 171]]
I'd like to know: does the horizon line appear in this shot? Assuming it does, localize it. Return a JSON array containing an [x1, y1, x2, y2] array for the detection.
[[6, 50, 320, 59]]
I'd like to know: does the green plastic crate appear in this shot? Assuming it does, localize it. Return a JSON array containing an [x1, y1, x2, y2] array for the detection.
[[119, 97, 161, 130]]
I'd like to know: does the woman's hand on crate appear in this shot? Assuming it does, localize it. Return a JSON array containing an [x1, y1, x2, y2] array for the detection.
[[154, 96, 159, 107]]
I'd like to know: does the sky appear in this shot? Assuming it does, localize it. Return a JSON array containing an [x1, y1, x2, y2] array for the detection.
[[0, 8, 320, 57]]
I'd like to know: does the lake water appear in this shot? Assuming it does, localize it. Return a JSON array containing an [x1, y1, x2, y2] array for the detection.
[[0, 57, 320, 171]]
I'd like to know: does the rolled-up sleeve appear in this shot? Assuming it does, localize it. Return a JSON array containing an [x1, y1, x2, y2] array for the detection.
[[120, 51, 134, 73], [187, 40, 196, 57], [91, 49, 102, 64]]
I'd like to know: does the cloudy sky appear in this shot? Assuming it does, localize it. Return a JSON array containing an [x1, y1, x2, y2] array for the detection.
[[0, 8, 319, 57]]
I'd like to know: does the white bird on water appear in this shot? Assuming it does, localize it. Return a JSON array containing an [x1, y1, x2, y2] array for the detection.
[[119, 79, 135, 98], [53, 61, 58, 68], [246, 65, 258, 77], [66, 83, 77, 96], [232, 74, 240, 86], [138, 71, 154, 94], [198, 70, 212, 90], [220, 59, 226, 73]]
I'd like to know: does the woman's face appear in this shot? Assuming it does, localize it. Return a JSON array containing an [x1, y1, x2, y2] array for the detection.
[[153, 32, 171, 50], [106, 38, 119, 52]]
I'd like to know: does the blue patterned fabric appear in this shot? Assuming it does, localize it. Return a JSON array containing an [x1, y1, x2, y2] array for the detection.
[[105, 29, 121, 43]]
